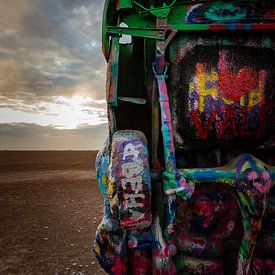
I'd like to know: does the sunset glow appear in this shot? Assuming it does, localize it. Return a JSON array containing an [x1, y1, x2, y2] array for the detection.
[[0, 0, 107, 149], [0, 95, 107, 129]]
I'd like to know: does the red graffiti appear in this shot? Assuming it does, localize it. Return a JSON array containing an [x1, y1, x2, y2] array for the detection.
[[215, 107, 238, 139], [190, 104, 270, 141], [218, 51, 259, 102], [190, 110, 218, 141]]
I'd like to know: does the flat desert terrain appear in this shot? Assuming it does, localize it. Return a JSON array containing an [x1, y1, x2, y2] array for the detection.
[[0, 151, 105, 275]]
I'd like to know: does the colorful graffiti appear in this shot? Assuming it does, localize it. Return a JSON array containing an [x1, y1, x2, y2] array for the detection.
[[251, 258, 275, 274], [94, 131, 154, 274], [176, 184, 243, 269], [95, 133, 275, 274], [186, 3, 275, 24], [96, 1, 275, 274], [109, 131, 152, 230], [175, 255, 224, 275], [188, 49, 272, 141]]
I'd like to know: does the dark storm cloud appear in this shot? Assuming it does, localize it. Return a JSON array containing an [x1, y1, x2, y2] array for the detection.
[[0, 123, 108, 150], [0, 0, 106, 103]]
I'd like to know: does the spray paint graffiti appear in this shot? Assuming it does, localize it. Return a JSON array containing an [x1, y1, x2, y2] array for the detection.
[[188, 49, 272, 141], [95, 1, 275, 274], [176, 184, 243, 260], [186, 3, 275, 24], [94, 131, 153, 274], [120, 143, 149, 225], [111, 132, 152, 230]]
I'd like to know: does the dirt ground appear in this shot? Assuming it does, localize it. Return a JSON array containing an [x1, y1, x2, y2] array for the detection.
[[0, 151, 105, 275]]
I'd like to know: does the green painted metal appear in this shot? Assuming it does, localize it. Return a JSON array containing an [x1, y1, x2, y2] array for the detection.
[[138, 1, 178, 19], [102, 0, 275, 58], [117, 0, 133, 9], [106, 23, 275, 41], [106, 25, 164, 40]]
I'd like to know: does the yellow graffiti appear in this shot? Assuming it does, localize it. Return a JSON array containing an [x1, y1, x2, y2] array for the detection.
[[196, 64, 219, 112], [108, 178, 116, 198], [102, 174, 108, 187], [190, 64, 265, 112], [95, 245, 100, 254]]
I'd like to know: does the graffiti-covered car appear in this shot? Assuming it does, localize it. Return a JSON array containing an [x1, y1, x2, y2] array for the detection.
[[94, 1, 275, 274]]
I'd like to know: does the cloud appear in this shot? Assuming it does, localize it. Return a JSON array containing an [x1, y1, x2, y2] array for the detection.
[[0, 123, 108, 150], [0, 95, 107, 129], [0, 0, 109, 149], [0, 0, 106, 102]]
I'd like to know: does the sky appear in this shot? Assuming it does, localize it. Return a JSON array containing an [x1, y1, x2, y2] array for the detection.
[[0, 0, 108, 150]]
